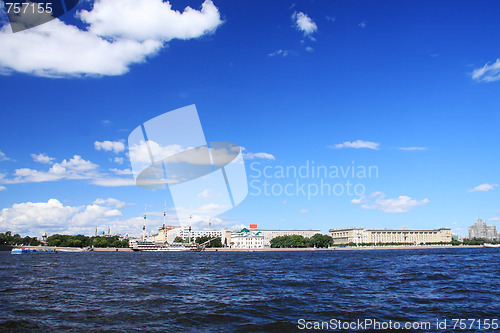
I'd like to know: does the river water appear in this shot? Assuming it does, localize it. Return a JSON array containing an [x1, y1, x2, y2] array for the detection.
[[1, 248, 499, 332]]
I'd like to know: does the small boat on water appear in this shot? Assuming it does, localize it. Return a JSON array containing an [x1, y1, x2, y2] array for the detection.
[[11, 248, 57, 254], [483, 243, 500, 248]]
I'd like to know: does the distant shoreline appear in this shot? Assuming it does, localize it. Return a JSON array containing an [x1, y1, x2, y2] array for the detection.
[[4, 245, 487, 253]]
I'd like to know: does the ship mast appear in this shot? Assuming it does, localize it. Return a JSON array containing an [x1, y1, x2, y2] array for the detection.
[[188, 209, 192, 244], [142, 204, 146, 242]]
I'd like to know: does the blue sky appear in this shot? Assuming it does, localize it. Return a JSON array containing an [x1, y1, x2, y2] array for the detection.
[[1, 0, 500, 237]]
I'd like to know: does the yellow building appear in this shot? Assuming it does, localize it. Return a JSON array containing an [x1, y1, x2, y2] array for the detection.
[[329, 227, 452, 245]]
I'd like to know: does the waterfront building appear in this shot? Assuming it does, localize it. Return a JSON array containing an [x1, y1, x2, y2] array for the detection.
[[468, 219, 498, 240], [166, 226, 229, 245], [329, 227, 452, 245], [230, 228, 264, 248], [230, 225, 322, 248]]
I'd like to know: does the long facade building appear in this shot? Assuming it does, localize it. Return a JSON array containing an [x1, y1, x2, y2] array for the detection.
[[329, 227, 452, 245]]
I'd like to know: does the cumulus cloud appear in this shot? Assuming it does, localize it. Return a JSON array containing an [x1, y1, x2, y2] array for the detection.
[[467, 183, 498, 193], [31, 153, 55, 164], [95, 140, 126, 154], [0, 0, 223, 77], [3, 155, 98, 183], [79, 0, 223, 42], [472, 59, 500, 82], [1, 154, 135, 187], [0, 186, 6, 191], [330, 140, 380, 150], [0, 198, 129, 235], [351, 192, 429, 213], [292, 11, 317, 36]]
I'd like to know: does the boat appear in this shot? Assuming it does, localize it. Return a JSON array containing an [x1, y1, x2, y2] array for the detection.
[[129, 239, 203, 252], [483, 243, 500, 248], [11, 247, 57, 254]]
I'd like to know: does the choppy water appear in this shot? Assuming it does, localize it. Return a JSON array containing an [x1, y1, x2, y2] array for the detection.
[[0, 248, 499, 332]]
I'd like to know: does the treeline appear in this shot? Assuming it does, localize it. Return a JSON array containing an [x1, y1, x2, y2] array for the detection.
[[0, 231, 41, 246], [46, 234, 129, 248], [463, 238, 500, 245], [173, 236, 223, 247], [270, 234, 333, 248]]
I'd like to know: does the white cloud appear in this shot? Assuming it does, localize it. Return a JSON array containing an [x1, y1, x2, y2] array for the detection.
[[93, 198, 128, 209], [351, 192, 429, 213], [198, 189, 214, 198], [305, 46, 314, 52], [488, 217, 500, 221], [330, 140, 380, 150], [0, 198, 131, 236], [3, 155, 99, 184], [31, 153, 55, 164], [114, 157, 124, 164], [95, 140, 126, 154], [325, 16, 335, 22], [292, 11, 318, 37], [1, 154, 134, 187], [398, 147, 426, 151], [90, 177, 135, 187], [0, 20, 162, 77], [0, 0, 223, 77], [268, 49, 289, 57], [0, 150, 10, 161], [359, 21, 367, 28], [110, 168, 133, 175], [300, 209, 309, 213], [468, 183, 498, 193], [0, 186, 6, 191], [472, 59, 500, 82], [243, 152, 276, 160]]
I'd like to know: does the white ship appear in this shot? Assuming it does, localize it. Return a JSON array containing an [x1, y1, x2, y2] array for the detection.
[[129, 205, 204, 252], [129, 239, 202, 252], [483, 243, 500, 248]]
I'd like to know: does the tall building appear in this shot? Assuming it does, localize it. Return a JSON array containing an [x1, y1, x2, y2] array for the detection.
[[329, 227, 452, 245], [469, 219, 498, 240]]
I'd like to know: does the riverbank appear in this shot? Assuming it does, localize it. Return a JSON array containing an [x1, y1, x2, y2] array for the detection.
[[6, 245, 486, 253], [204, 245, 483, 252]]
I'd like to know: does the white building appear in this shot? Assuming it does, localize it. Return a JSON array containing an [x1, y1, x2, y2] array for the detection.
[[230, 228, 264, 249], [166, 226, 229, 245], [329, 227, 452, 245]]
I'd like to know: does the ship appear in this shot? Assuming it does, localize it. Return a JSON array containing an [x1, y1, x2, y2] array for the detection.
[[483, 243, 500, 248], [129, 204, 204, 252], [129, 239, 203, 252]]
